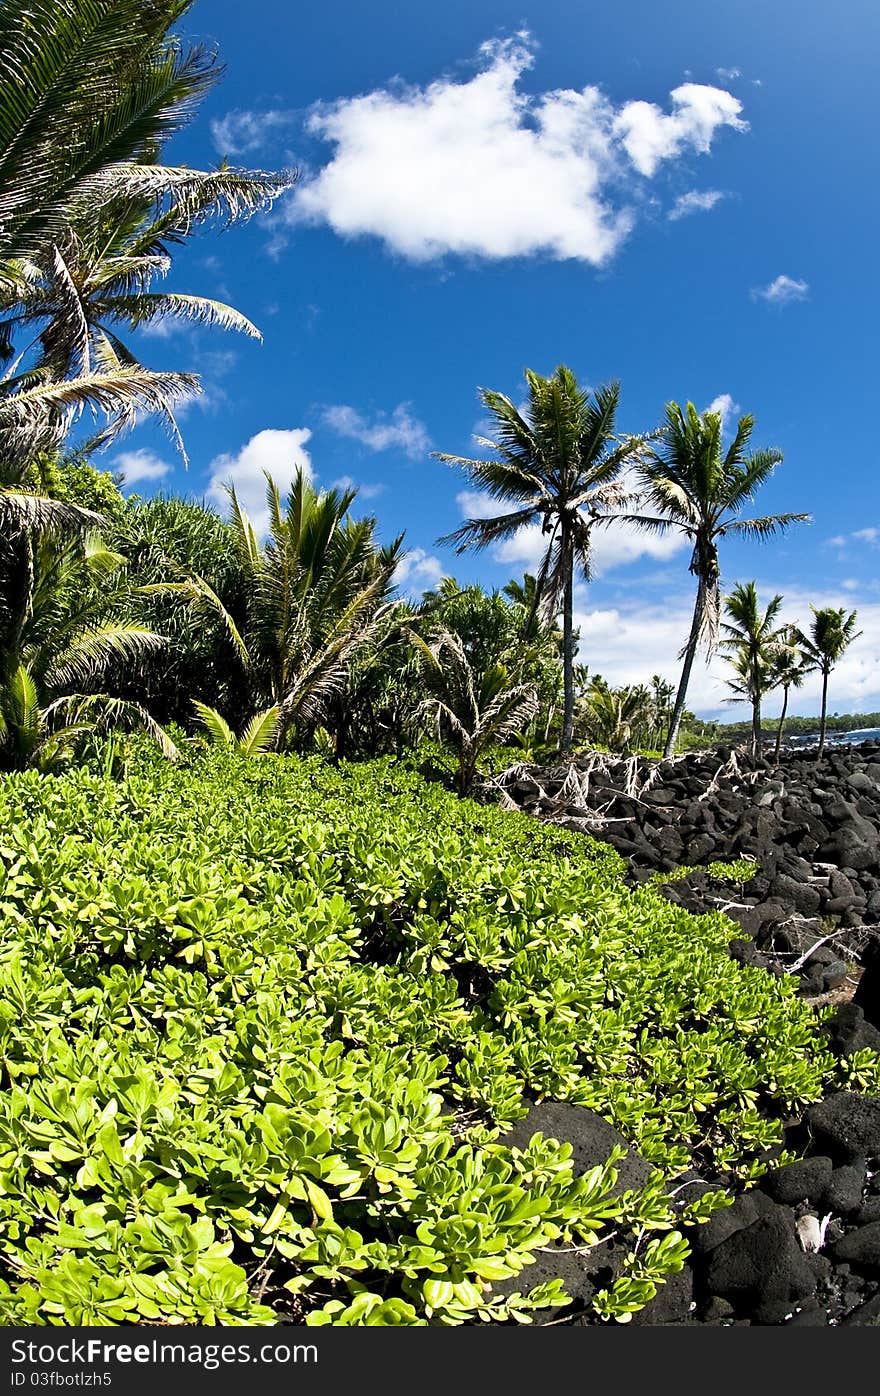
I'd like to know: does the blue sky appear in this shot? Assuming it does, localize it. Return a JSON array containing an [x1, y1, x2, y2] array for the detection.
[[109, 0, 880, 718]]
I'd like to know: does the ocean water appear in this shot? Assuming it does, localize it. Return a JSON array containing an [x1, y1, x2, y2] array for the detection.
[[788, 727, 880, 748]]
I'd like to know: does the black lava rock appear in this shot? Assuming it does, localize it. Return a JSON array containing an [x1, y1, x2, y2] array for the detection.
[[808, 1093, 880, 1163], [705, 1213, 817, 1315], [825, 1004, 880, 1058], [831, 1221, 880, 1272], [760, 1156, 832, 1206]]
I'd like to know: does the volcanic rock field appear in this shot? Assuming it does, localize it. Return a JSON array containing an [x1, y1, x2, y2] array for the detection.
[[493, 740, 880, 1325]]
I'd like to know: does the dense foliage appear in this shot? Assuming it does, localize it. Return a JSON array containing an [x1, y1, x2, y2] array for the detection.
[[0, 748, 872, 1326]]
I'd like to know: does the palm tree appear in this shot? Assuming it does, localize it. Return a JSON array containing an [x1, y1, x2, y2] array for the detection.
[[0, 0, 288, 265], [437, 367, 651, 755], [579, 680, 654, 754], [503, 572, 564, 651], [215, 471, 402, 750], [0, 190, 264, 464], [796, 606, 862, 754], [192, 702, 280, 757], [648, 674, 676, 750], [633, 402, 808, 757], [412, 626, 538, 794], [0, 0, 293, 485], [720, 582, 784, 756], [770, 626, 808, 760], [0, 527, 176, 769]]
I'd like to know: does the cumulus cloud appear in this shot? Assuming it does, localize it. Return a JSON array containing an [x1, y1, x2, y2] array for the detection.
[[716, 67, 742, 81], [706, 392, 740, 431], [751, 274, 809, 305], [573, 585, 880, 718], [206, 428, 314, 532], [110, 448, 172, 486], [211, 108, 297, 157], [282, 35, 746, 264], [322, 403, 431, 458], [667, 188, 726, 220], [613, 83, 746, 177], [394, 548, 445, 594]]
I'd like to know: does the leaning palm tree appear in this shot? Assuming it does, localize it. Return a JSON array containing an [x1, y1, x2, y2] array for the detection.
[[213, 471, 402, 750], [412, 626, 539, 794], [720, 582, 785, 756], [437, 368, 651, 754], [769, 626, 808, 759], [632, 402, 808, 757], [0, 0, 293, 484], [795, 606, 862, 755], [0, 527, 176, 769]]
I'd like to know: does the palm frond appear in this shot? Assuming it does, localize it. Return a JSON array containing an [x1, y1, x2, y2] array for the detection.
[[192, 699, 235, 748], [238, 705, 280, 756]]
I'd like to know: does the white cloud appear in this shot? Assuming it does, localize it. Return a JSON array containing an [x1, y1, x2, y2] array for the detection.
[[394, 548, 445, 594], [573, 585, 880, 718], [331, 474, 385, 499], [706, 392, 740, 431], [283, 35, 746, 265], [668, 188, 726, 220], [751, 274, 809, 305], [716, 67, 742, 81], [138, 318, 184, 341], [110, 448, 172, 487], [322, 403, 430, 458], [206, 428, 314, 532], [211, 108, 297, 157], [828, 527, 879, 550], [613, 83, 746, 177]]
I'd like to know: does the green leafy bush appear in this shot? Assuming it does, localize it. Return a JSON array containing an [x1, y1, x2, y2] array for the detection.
[[0, 750, 871, 1325]]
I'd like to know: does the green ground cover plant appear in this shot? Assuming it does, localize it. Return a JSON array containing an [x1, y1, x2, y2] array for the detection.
[[0, 748, 874, 1327]]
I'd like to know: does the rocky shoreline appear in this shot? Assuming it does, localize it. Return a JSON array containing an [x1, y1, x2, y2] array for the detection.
[[490, 741, 880, 1325]]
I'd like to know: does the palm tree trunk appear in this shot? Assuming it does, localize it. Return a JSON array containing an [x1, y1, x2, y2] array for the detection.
[[774, 684, 790, 761], [664, 579, 704, 759], [752, 695, 762, 757], [818, 666, 830, 755], [560, 539, 575, 755]]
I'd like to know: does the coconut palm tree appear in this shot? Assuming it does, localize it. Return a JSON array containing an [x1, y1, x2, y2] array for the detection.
[[0, 0, 292, 488], [648, 674, 676, 751], [411, 626, 539, 794], [720, 582, 785, 755], [579, 680, 654, 754], [503, 572, 564, 651], [632, 402, 808, 757], [437, 368, 651, 755], [202, 471, 403, 750], [795, 606, 862, 754], [0, 527, 176, 769], [769, 626, 808, 760], [0, 188, 266, 464], [0, 0, 287, 265]]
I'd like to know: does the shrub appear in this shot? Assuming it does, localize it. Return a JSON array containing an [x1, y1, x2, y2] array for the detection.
[[0, 750, 870, 1325]]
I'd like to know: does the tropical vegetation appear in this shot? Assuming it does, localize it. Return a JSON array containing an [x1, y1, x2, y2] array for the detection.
[[0, 0, 873, 1333], [0, 749, 871, 1326]]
